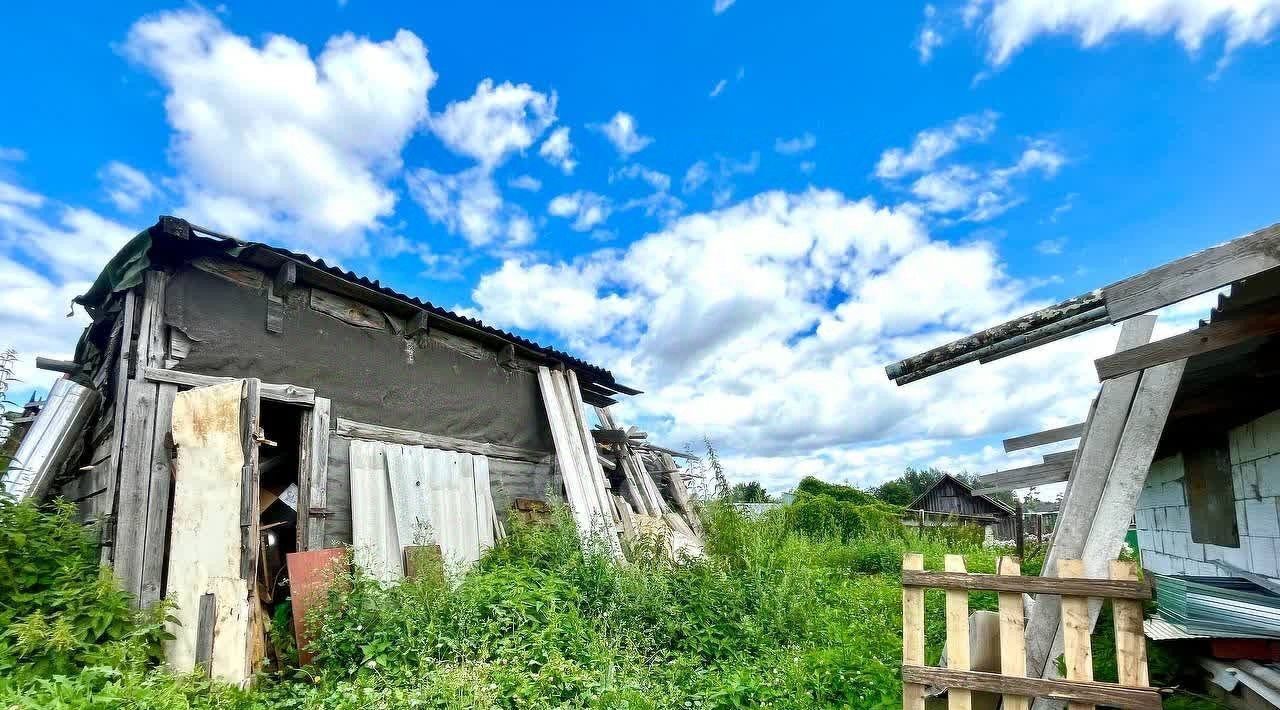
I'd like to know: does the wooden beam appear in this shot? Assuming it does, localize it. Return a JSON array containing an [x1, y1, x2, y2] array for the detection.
[[899, 667, 1162, 710], [1043, 449, 1078, 465], [35, 356, 78, 374], [1102, 222, 1280, 321], [406, 310, 430, 338], [972, 461, 1072, 494], [1003, 423, 1086, 453], [272, 262, 297, 297], [901, 570, 1150, 599], [334, 417, 549, 463], [1095, 310, 1280, 381], [143, 367, 315, 405]]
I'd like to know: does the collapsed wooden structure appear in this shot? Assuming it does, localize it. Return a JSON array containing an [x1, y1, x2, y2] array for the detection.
[[887, 221, 1280, 705], [2, 215, 703, 684]]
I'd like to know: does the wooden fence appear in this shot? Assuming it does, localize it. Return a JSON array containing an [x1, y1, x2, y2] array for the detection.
[[901, 553, 1159, 710]]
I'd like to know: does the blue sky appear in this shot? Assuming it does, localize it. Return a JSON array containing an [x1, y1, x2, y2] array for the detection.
[[2, 0, 1279, 491]]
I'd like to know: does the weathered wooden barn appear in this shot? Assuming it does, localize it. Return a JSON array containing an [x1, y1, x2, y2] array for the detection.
[[1, 216, 701, 684], [904, 473, 1016, 539], [886, 221, 1280, 705]]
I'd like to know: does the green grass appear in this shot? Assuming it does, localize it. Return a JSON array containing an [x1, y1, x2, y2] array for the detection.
[[0, 495, 1222, 708]]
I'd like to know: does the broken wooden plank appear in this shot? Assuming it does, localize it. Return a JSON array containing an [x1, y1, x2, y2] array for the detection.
[[1102, 222, 1280, 321], [139, 383, 177, 607], [334, 417, 548, 463], [899, 667, 1161, 710], [309, 288, 385, 330], [1003, 423, 1086, 453], [1094, 310, 1280, 380], [972, 460, 1072, 494], [901, 570, 1150, 599], [143, 367, 314, 405]]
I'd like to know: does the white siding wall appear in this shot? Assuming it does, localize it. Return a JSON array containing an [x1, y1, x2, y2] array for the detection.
[[1136, 409, 1280, 580]]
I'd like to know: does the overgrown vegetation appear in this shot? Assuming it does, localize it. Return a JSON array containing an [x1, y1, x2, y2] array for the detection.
[[0, 491, 1220, 708]]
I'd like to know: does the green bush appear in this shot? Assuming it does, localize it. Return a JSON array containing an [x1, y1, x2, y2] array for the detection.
[[793, 476, 880, 506]]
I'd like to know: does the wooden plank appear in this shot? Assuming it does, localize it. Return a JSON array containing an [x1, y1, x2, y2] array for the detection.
[[899, 667, 1161, 710], [1184, 435, 1239, 547], [1095, 310, 1280, 380], [901, 570, 1150, 599], [998, 556, 1030, 710], [1043, 449, 1078, 466], [565, 371, 623, 557], [309, 288, 385, 330], [1027, 315, 1156, 679], [1102, 222, 1280, 321], [973, 461, 1072, 494], [1003, 423, 1086, 453], [193, 256, 267, 290], [537, 367, 599, 551], [239, 379, 262, 586], [334, 417, 547, 463], [143, 367, 314, 405], [273, 261, 297, 297], [141, 272, 168, 370], [944, 554, 972, 710], [139, 383, 176, 607], [1059, 559, 1095, 710], [195, 593, 216, 678], [1111, 560, 1149, 689], [304, 398, 331, 551], [113, 379, 157, 600], [902, 553, 926, 710], [102, 291, 138, 563]]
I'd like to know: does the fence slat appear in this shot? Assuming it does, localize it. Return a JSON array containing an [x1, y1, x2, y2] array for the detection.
[[900, 570, 1150, 599], [1111, 560, 1149, 688], [997, 556, 1030, 710], [944, 555, 972, 710], [903, 553, 926, 710], [1059, 559, 1095, 710]]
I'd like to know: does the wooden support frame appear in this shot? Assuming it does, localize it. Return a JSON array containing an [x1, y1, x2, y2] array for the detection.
[[144, 367, 314, 405], [1094, 309, 1280, 381], [901, 554, 1159, 710], [1003, 423, 1086, 453], [973, 461, 1072, 495]]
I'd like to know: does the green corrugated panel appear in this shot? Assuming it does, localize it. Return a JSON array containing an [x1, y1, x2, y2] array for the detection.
[[1153, 574, 1280, 639]]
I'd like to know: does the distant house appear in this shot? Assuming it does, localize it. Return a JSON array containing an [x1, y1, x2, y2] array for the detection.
[[904, 473, 1017, 539]]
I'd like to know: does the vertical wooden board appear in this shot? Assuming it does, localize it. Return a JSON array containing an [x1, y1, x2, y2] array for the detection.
[[1184, 435, 1239, 546], [139, 383, 177, 607], [238, 379, 262, 585], [944, 554, 972, 710], [998, 556, 1030, 710], [304, 398, 331, 551], [565, 371, 622, 550], [113, 380, 158, 600], [1110, 560, 1149, 688], [1059, 559, 1095, 710], [165, 380, 250, 685], [902, 553, 926, 710], [195, 592, 216, 677], [102, 290, 137, 564], [537, 368, 597, 547], [286, 548, 347, 667]]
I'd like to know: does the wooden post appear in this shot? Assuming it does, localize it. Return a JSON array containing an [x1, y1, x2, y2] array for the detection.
[[1015, 500, 1025, 561], [1110, 560, 1149, 689], [1059, 559, 1095, 710], [903, 553, 926, 710], [1036, 514, 1044, 545], [998, 556, 1030, 710], [945, 554, 972, 710]]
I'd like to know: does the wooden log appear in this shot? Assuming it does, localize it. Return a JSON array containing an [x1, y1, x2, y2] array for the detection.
[[1003, 424, 1086, 453], [998, 557, 1030, 710], [901, 570, 1150, 599], [944, 555, 972, 710], [899, 667, 1161, 710], [1102, 221, 1280, 321], [1094, 310, 1280, 381], [35, 356, 78, 373], [1059, 560, 1095, 710], [1110, 561, 1149, 689], [334, 417, 548, 463], [902, 553, 926, 710], [143, 367, 314, 405]]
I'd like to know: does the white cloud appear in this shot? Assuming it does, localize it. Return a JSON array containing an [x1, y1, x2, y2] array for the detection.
[[431, 78, 557, 167], [99, 161, 157, 212], [538, 126, 577, 174], [709, 79, 728, 97], [611, 164, 672, 192], [916, 4, 945, 63], [713, 0, 736, 13], [685, 152, 760, 206], [974, 0, 1280, 69], [775, 132, 817, 155], [407, 166, 533, 246], [1036, 237, 1067, 255], [548, 190, 612, 231], [508, 174, 542, 192], [595, 112, 653, 156], [875, 110, 998, 179], [682, 160, 711, 193], [123, 8, 435, 254]]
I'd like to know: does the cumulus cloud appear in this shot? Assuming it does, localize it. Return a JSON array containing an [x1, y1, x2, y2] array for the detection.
[[99, 161, 157, 212], [508, 174, 542, 192], [548, 190, 612, 232], [123, 9, 435, 254], [967, 0, 1280, 69], [875, 110, 998, 179], [539, 126, 577, 174], [407, 167, 534, 246], [595, 112, 653, 156], [774, 132, 817, 155], [431, 79, 557, 167]]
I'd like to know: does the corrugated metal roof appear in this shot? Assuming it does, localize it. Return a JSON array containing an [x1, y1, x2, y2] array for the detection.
[[1145, 615, 1207, 640], [1154, 573, 1280, 639], [156, 217, 637, 395]]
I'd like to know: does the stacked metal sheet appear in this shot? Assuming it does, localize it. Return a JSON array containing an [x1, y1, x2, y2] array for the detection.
[[1153, 574, 1280, 639]]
